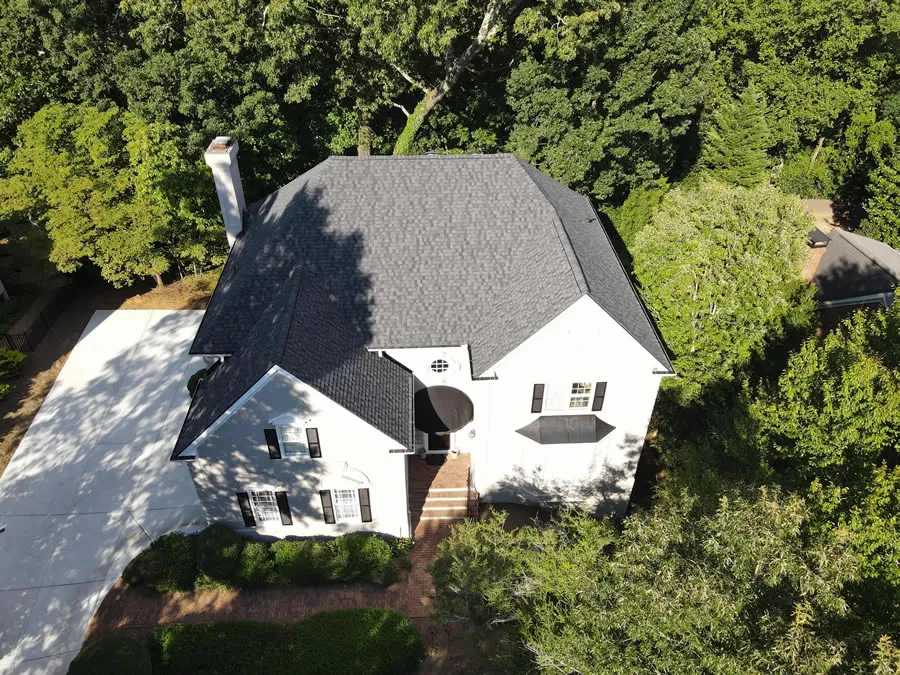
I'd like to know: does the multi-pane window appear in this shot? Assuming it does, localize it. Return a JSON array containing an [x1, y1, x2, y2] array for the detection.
[[333, 488, 360, 522], [569, 382, 592, 409], [278, 426, 309, 457], [430, 359, 449, 373], [545, 382, 594, 411], [249, 490, 280, 523]]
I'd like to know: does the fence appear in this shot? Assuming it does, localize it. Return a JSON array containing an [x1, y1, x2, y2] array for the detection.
[[0, 281, 76, 352]]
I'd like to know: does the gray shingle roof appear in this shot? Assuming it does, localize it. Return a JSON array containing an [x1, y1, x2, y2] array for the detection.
[[173, 271, 414, 458], [176, 154, 671, 459], [191, 154, 670, 371], [814, 229, 900, 301]]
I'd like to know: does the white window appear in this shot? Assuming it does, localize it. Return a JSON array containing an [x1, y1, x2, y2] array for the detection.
[[333, 488, 360, 522], [546, 382, 594, 411], [277, 426, 309, 457], [430, 358, 449, 373], [568, 382, 592, 409], [249, 490, 281, 523]]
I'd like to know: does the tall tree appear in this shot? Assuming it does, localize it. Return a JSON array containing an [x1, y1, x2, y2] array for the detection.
[[0, 104, 223, 286], [861, 148, 900, 247], [632, 179, 813, 401], [505, 0, 711, 203], [701, 85, 772, 186], [752, 305, 900, 587], [432, 491, 876, 673]]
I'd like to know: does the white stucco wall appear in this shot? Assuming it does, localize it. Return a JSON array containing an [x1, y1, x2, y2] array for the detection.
[[474, 296, 666, 516], [188, 367, 410, 538]]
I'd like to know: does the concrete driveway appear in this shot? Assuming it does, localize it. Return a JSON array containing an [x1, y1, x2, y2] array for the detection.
[[0, 310, 208, 674]]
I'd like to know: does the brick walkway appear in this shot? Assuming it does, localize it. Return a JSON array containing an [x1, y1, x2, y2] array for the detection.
[[85, 518, 452, 643]]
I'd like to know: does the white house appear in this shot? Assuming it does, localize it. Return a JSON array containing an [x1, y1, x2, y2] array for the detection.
[[171, 137, 673, 539]]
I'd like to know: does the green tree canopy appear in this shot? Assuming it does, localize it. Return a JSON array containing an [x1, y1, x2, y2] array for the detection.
[[861, 147, 900, 248], [632, 179, 813, 401], [505, 0, 712, 203], [432, 491, 882, 673], [751, 305, 900, 586], [701, 85, 772, 186], [0, 103, 223, 286]]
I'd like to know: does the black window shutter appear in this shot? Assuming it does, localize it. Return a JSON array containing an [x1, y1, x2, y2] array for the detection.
[[275, 491, 293, 525], [592, 382, 608, 411], [358, 488, 372, 522], [319, 490, 335, 524], [531, 384, 545, 413], [236, 492, 256, 527], [306, 428, 321, 458], [264, 428, 281, 459]]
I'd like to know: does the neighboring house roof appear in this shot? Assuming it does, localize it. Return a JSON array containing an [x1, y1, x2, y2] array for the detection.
[[172, 271, 415, 458], [191, 154, 671, 374], [813, 228, 900, 301]]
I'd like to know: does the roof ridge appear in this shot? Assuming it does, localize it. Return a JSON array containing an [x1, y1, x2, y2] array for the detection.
[[325, 153, 514, 161], [511, 157, 590, 295]]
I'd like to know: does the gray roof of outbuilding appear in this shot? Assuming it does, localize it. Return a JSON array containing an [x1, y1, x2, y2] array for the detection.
[[814, 229, 900, 301], [172, 271, 415, 458], [191, 154, 671, 374]]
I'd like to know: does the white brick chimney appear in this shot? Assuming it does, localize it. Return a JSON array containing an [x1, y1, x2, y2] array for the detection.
[[204, 136, 246, 248]]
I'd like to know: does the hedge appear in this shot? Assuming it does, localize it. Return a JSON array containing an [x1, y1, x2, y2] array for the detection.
[[149, 610, 424, 674], [122, 533, 197, 593], [67, 636, 152, 675], [124, 526, 409, 592]]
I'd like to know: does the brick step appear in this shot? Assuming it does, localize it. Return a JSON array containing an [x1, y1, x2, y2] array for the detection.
[[415, 515, 468, 522], [413, 504, 468, 512], [409, 487, 470, 496], [410, 507, 471, 518], [409, 497, 468, 505]]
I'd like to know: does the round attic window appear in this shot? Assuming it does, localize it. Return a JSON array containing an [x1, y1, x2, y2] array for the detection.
[[430, 358, 450, 373]]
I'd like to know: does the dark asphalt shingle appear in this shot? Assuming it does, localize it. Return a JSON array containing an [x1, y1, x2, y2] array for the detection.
[[176, 154, 671, 458]]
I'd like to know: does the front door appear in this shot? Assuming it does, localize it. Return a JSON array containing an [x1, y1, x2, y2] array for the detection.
[[426, 432, 451, 453]]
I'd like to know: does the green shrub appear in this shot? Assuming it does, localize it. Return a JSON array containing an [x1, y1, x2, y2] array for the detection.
[[149, 622, 278, 675], [272, 539, 333, 583], [149, 610, 424, 674], [68, 636, 152, 675], [338, 534, 393, 583], [0, 383, 10, 401], [390, 537, 414, 557], [197, 524, 244, 584], [0, 349, 25, 380], [122, 533, 197, 593], [238, 541, 275, 585]]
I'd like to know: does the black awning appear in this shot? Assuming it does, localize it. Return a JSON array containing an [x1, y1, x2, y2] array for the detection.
[[516, 415, 615, 445], [414, 385, 474, 433]]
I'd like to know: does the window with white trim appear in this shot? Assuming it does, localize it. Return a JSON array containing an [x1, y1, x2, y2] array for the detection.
[[333, 488, 360, 522], [277, 426, 309, 457], [545, 382, 595, 411], [249, 490, 281, 523]]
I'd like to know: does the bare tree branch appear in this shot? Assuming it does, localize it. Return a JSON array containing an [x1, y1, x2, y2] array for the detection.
[[390, 63, 428, 93], [391, 102, 411, 117]]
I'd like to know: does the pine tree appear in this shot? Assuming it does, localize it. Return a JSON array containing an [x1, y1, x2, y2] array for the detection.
[[702, 85, 772, 187], [861, 149, 900, 248]]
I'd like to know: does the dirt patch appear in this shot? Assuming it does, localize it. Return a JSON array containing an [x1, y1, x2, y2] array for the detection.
[[119, 270, 220, 311]]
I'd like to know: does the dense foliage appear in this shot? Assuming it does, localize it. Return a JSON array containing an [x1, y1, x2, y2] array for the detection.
[[122, 526, 403, 591], [431, 497, 893, 673], [0, 0, 897, 286], [146, 611, 424, 674], [67, 637, 152, 675], [632, 179, 814, 401]]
